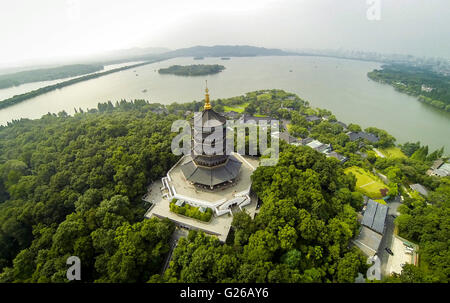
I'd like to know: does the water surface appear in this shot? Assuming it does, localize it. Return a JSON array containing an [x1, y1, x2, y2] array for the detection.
[[0, 56, 448, 152]]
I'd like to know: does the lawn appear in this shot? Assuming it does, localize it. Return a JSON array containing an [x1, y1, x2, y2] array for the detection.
[[344, 166, 389, 199], [379, 147, 407, 159], [224, 102, 248, 113], [374, 199, 387, 205]]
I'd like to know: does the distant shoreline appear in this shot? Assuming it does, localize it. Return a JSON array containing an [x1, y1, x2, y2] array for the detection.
[[0, 50, 444, 111], [0, 64, 105, 90], [367, 64, 450, 113], [0, 59, 166, 110]]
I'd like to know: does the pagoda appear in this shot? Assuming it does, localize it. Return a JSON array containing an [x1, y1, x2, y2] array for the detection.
[[180, 82, 242, 189]]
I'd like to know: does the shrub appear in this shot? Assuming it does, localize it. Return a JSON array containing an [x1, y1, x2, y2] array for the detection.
[[169, 201, 213, 222]]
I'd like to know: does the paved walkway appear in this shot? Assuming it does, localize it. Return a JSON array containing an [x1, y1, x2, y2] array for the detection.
[[360, 181, 375, 188], [378, 195, 404, 278], [161, 228, 188, 274]]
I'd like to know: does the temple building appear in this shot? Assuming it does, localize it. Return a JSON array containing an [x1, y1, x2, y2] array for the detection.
[[145, 83, 260, 242], [180, 84, 242, 189]]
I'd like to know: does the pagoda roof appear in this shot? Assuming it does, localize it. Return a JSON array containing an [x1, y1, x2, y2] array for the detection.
[[180, 154, 242, 187], [193, 109, 227, 128]]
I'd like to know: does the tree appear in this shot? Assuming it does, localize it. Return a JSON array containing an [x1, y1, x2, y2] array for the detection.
[[347, 123, 362, 132], [281, 249, 302, 269], [99, 219, 174, 283], [278, 225, 297, 250], [244, 230, 279, 263], [335, 249, 367, 282], [289, 125, 308, 138], [0, 101, 180, 281], [411, 146, 429, 161], [399, 141, 421, 157]]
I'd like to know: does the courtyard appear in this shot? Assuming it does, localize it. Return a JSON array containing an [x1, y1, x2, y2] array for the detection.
[[144, 153, 260, 242]]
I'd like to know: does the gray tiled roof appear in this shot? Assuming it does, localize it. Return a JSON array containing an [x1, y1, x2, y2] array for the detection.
[[372, 203, 388, 234], [300, 137, 314, 145], [180, 155, 242, 187], [409, 184, 429, 196], [305, 115, 321, 122], [327, 151, 348, 163], [431, 159, 444, 170], [193, 109, 227, 128], [333, 121, 347, 128], [355, 226, 383, 255], [362, 200, 377, 227], [347, 131, 379, 143], [361, 200, 388, 234], [278, 132, 300, 144]]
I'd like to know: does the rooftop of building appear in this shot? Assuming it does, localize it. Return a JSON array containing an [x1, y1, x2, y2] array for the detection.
[[193, 109, 227, 128], [271, 131, 300, 144], [347, 131, 380, 143], [431, 159, 444, 170], [169, 153, 259, 206], [361, 200, 388, 234], [305, 115, 321, 122], [353, 226, 383, 256], [180, 154, 242, 188], [327, 151, 348, 163], [409, 183, 429, 196], [306, 139, 324, 149]]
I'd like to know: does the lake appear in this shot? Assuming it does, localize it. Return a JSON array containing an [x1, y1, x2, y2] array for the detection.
[[0, 56, 449, 152], [0, 61, 145, 101]]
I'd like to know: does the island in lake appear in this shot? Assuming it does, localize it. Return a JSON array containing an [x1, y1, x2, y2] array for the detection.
[[158, 64, 225, 76]]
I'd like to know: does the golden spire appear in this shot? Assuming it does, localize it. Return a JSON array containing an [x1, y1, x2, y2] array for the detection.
[[204, 80, 211, 110]]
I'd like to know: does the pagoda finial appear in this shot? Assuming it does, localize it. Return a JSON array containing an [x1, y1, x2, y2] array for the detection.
[[204, 80, 211, 110]]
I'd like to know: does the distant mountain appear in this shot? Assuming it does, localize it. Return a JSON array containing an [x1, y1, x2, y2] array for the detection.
[[161, 45, 294, 58], [0, 45, 293, 74], [95, 47, 171, 63], [0, 45, 294, 86], [76, 47, 171, 65], [0, 47, 171, 72], [100, 45, 295, 65]]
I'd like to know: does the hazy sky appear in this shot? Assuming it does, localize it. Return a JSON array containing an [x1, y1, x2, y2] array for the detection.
[[1, 0, 449, 67]]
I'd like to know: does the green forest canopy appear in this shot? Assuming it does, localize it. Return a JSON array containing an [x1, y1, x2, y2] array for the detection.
[[0, 90, 448, 283], [0, 101, 180, 282], [368, 64, 450, 112]]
